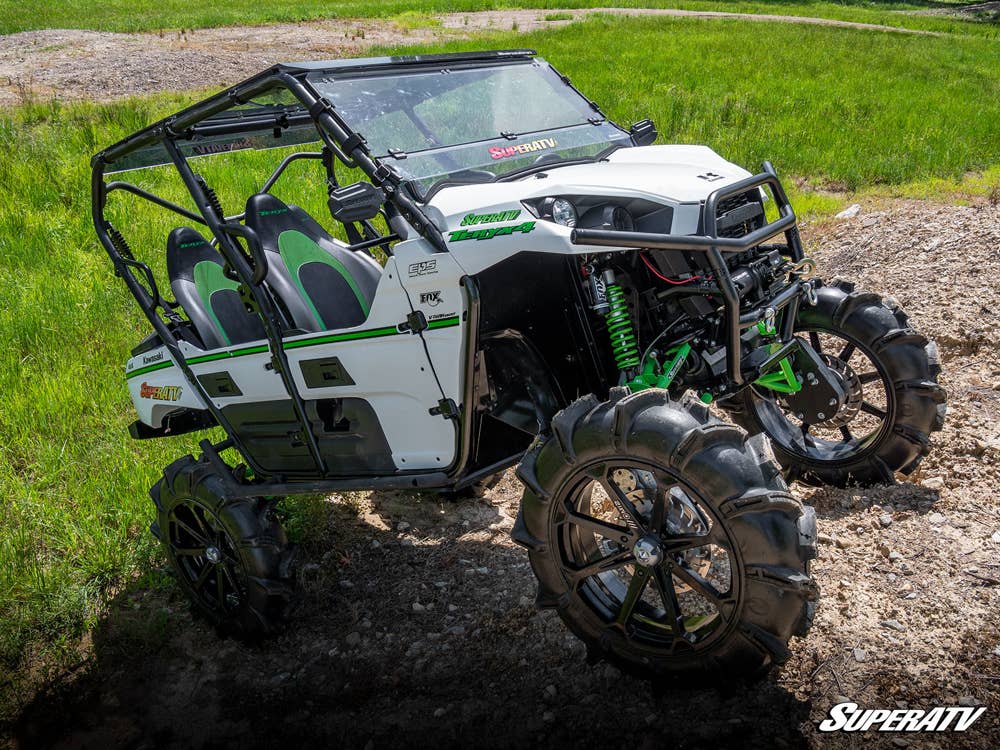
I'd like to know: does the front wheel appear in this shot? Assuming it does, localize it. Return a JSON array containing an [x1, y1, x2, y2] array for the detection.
[[513, 391, 817, 682], [725, 279, 946, 487]]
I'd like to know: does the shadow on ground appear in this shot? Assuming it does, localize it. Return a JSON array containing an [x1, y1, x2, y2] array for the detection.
[[12, 487, 813, 749]]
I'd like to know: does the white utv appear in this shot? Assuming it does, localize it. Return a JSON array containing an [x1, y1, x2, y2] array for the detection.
[[92, 49, 945, 682]]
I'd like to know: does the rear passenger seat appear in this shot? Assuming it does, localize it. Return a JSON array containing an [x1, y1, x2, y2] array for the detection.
[[166, 226, 265, 349]]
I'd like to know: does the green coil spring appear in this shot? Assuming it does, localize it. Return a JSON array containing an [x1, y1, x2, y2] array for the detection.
[[605, 284, 641, 370]]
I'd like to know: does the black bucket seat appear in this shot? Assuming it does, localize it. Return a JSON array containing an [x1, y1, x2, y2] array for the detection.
[[166, 227, 265, 350], [244, 194, 381, 333]]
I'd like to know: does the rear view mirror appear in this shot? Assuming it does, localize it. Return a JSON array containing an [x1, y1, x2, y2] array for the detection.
[[328, 181, 385, 223], [629, 119, 657, 147]]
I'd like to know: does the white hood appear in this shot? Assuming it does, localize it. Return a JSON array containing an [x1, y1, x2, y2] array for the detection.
[[427, 145, 754, 218]]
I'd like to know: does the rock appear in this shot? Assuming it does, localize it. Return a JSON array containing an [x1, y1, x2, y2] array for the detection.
[[889, 551, 902, 562], [542, 711, 555, 723], [412, 602, 426, 613], [853, 647, 868, 663], [881, 619, 906, 632], [370, 540, 381, 549], [836, 204, 861, 219], [434, 581, 448, 589], [879, 513, 893, 528], [927, 512, 947, 526], [544, 684, 557, 699], [835, 536, 856, 549], [958, 696, 980, 707], [444, 625, 466, 636], [818, 533, 838, 546], [433, 707, 447, 718], [397, 521, 411, 531], [339, 579, 354, 589], [833, 695, 852, 705], [921, 476, 945, 491], [887, 573, 897, 582], [447, 604, 459, 613], [401, 539, 415, 547], [891, 739, 911, 748], [991, 531, 1000, 544], [992, 645, 1000, 657], [345, 631, 362, 647], [475, 566, 489, 574]]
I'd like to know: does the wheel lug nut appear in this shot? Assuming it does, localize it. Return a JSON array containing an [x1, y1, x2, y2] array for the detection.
[[828, 398, 837, 406]]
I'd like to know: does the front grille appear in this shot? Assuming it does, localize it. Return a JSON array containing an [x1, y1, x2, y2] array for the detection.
[[714, 190, 766, 238]]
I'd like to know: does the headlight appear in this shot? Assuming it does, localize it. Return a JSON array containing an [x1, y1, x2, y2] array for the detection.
[[546, 197, 577, 227]]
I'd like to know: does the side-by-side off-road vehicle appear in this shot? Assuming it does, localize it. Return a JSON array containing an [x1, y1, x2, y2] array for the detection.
[[93, 49, 946, 681]]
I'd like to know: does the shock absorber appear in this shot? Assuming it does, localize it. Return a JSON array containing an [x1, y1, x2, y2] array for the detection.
[[605, 283, 641, 371]]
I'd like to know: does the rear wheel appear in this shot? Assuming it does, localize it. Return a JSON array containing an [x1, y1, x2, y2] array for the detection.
[[151, 456, 295, 637], [514, 391, 817, 682], [726, 279, 946, 487]]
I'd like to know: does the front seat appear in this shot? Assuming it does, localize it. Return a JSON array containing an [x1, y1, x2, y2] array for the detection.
[[244, 194, 382, 333], [166, 227, 265, 350]]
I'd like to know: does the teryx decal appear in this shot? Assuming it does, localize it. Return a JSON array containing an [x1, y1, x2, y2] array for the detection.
[[489, 138, 557, 160], [461, 210, 521, 225], [140, 382, 182, 401], [448, 221, 536, 242]]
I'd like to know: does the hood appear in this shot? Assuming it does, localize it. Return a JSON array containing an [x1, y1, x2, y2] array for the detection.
[[426, 145, 754, 221]]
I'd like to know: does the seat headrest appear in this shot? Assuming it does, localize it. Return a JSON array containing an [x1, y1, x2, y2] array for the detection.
[[166, 227, 220, 283], [244, 193, 331, 242]]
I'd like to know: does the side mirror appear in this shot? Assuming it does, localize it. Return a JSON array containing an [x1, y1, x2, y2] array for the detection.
[[328, 181, 385, 223], [629, 119, 657, 147]]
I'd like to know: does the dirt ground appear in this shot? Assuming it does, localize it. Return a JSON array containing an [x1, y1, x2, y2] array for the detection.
[[0, 7, 945, 107], [6, 197, 998, 749]]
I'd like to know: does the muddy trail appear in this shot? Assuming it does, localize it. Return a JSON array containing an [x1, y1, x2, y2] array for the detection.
[[0, 7, 947, 107], [7, 197, 999, 749]]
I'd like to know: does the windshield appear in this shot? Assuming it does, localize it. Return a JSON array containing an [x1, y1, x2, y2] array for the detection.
[[307, 59, 631, 198]]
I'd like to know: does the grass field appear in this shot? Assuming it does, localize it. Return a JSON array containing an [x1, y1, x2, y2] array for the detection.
[[1, 8, 999, 714], [0, 0, 996, 36]]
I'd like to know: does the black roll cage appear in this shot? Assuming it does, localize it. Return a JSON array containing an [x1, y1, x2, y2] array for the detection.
[[92, 49, 540, 487]]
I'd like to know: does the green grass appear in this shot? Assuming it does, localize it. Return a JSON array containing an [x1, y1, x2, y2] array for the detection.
[[0, 0, 997, 36], [1, 10, 998, 715]]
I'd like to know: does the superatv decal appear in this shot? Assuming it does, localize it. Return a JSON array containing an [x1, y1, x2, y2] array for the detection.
[[140, 382, 182, 401], [489, 138, 557, 160], [448, 221, 536, 242], [461, 210, 521, 226]]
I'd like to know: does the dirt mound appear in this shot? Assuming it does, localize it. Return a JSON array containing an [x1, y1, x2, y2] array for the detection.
[[10, 197, 999, 748]]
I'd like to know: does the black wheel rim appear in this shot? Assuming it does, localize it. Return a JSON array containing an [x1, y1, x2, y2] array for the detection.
[[167, 498, 246, 616], [750, 327, 895, 465], [556, 461, 742, 654]]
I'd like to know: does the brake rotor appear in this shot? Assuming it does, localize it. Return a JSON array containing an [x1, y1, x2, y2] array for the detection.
[[814, 353, 863, 429]]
